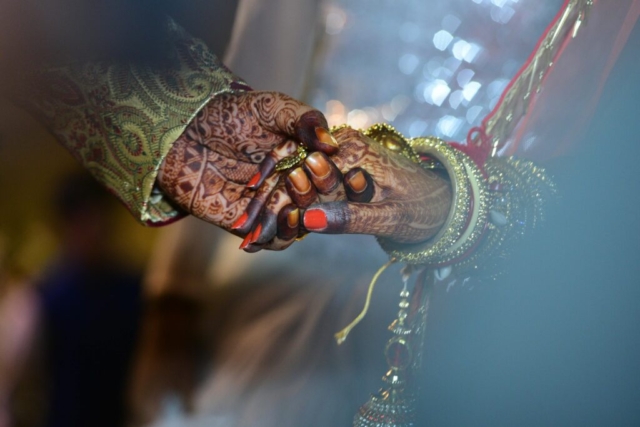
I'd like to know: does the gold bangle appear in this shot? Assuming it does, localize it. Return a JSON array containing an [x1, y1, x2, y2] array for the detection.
[[425, 146, 490, 266], [374, 136, 474, 265], [334, 123, 555, 347], [364, 124, 487, 267], [362, 123, 554, 275], [454, 157, 556, 275]]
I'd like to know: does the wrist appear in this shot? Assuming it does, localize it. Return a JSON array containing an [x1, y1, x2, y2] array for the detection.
[[362, 123, 556, 278]]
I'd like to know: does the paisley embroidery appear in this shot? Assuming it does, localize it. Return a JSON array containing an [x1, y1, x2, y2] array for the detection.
[[20, 18, 246, 224]]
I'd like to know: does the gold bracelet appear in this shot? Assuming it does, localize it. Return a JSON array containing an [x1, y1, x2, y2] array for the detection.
[[364, 125, 486, 267], [373, 135, 474, 265]]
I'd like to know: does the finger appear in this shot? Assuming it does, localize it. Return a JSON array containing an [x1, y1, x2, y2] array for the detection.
[[243, 235, 298, 252], [241, 204, 300, 252], [230, 172, 280, 235], [238, 221, 266, 252], [252, 92, 339, 155], [301, 200, 435, 242], [285, 167, 319, 208], [276, 204, 300, 241], [240, 242, 262, 253], [262, 203, 303, 252], [294, 110, 339, 155], [302, 201, 350, 235], [238, 232, 254, 250], [344, 168, 375, 203], [248, 185, 294, 245], [246, 140, 298, 190], [302, 152, 344, 202], [258, 235, 298, 251]]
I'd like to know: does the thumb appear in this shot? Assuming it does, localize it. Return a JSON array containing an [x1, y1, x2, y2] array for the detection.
[[302, 200, 407, 239], [254, 92, 339, 155], [302, 201, 441, 243], [294, 110, 340, 155]]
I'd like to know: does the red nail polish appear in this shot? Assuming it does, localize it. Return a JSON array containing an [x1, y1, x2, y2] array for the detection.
[[250, 224, 262, 243], [239, 233, 252, 249], [304, 209, 328, 230], [247, 172, 261, 188], [232, 213, 248, 230]]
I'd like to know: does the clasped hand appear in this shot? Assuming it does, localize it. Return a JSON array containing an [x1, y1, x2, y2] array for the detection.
[[157, 91, 452, 251]]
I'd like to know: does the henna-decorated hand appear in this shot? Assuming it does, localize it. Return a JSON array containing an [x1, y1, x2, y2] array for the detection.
[[156, 90, 339, 231], [244, 126, 453, 252], [238, 153, 375, 252], [302, 127, 452, 243]]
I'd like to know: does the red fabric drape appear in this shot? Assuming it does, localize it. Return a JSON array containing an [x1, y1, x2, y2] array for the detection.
[[488, 0, 640, 161]]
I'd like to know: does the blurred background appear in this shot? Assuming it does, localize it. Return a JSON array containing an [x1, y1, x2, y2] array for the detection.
[[0, 101, 157, 286], [1, 1, 639, 427]]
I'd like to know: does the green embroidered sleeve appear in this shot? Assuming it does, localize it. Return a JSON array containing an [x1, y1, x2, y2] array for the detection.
[[18, 19, 250, 225]]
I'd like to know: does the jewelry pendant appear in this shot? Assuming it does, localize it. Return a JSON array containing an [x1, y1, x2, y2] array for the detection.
[[353, 270, 419, 427]]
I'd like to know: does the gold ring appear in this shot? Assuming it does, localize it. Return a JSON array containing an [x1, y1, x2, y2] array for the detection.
[[275, 146, 308, 172]]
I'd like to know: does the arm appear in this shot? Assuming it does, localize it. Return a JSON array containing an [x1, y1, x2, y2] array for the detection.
[[14, 19, 238, 225], [156, 91, 337, 231], [234, 126, 453, 252], [16, 18, 338, 232]]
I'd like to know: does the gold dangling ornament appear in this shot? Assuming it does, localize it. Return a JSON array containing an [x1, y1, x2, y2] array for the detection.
[[332, 123, 557, 427], [353, 267, 416, 427]]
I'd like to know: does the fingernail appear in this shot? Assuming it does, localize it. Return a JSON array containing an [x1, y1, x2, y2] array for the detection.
[[232, 213, 248, 230], [305, 152, 331, 178], [348, 171, 367, 193], [247, 172, 261, 188], [304, 209, 327, 230], [288, 168, 311, 193], [315, 128, 338, 148], [249, 224, 262, 244], [287, 208, 300, 228], [239, 233, 252, 249]]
